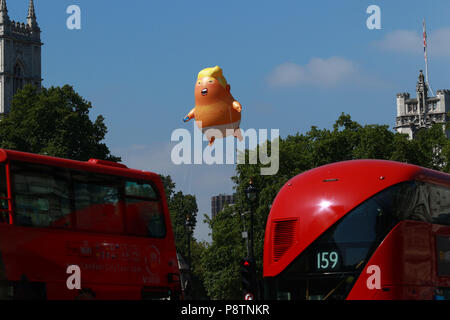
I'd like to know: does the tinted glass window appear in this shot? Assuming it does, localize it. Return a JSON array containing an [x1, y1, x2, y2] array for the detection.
[[9, 162, 166, 237], [12, 163, 72, 229], [389, 181, 450, 226], [125, 181, 157, 199], [125, 181, 165, 238], [125, 198, 165, 238], [429, 184, 450, 226], [73, 172, 123, 234]]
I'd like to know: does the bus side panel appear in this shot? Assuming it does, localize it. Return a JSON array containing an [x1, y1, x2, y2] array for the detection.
[[432, 225, 450, 289], [0, 224, 179, 300], [372, 286, 434, 300], [346, 223, 401, 300], [401, 222, 433, 288], [45, 283, 141, 300], [347, 221, 434, 300]]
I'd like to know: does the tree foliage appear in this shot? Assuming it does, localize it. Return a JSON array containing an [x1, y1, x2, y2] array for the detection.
[[0, 84, 120, 161], [200, 207, 245, 299], [160, 174, 208, 299], [169, 191, 199, 257]]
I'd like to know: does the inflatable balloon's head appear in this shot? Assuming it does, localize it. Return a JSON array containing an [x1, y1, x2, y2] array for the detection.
[[195, 66, 230, 104]]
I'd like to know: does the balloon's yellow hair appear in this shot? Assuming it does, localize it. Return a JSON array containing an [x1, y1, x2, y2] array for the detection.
[[197, 66, 228, 88]]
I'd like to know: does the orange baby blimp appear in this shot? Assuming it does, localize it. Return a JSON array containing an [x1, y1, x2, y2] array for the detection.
[[183, 66, 243, 146]]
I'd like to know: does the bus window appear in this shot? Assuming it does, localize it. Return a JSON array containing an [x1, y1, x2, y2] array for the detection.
[[73, 173, 123, 234], [125, 181, 166, 238], [11, 163, 71, 229], [429, 184, 450, 226], [435, 288, 450, 300], [125, 181, 157, 199], [392, 182, 450, 226]]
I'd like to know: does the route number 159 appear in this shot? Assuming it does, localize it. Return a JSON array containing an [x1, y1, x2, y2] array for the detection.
[[316, 251, 339, 270]]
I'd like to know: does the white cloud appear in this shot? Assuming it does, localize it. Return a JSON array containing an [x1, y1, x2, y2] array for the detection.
[[373, 27, 450, 57], [431, 27, 450, 56], [372, 30, 421, 53], [267, 57, 359, 88]]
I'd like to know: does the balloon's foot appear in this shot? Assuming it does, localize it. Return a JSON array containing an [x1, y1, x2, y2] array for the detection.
[[234, 128, 243, 142]]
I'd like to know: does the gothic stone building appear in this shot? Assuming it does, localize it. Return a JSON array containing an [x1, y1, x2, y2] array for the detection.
[[0, 0, 42, 116], [395, 70, 450, 140]]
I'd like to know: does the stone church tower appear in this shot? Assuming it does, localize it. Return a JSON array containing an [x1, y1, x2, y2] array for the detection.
[[0, 0, 42, 116], [395, 70, 450, 140]]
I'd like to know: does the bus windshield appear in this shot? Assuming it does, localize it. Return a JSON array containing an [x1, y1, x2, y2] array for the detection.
[[265, 181, 419, 300]]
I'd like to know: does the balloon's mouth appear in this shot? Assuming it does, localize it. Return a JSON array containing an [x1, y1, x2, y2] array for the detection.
[[201, 88, 208, 96]]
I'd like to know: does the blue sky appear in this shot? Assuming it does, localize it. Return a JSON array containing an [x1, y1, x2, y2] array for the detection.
[[7, 0, 450, 242]]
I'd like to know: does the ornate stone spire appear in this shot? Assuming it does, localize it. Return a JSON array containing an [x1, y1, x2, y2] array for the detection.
[[0, 0, 9, 24], [0, 0, 7, 12], [27, 0, 38, 29], [416, 69, 428, 100]]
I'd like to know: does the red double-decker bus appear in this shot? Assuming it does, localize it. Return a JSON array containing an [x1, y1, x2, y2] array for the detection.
[[264, 160, 450, 300], [0, 149, 181, 300]]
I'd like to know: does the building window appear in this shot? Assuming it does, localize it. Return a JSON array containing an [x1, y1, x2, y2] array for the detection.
[[13, 63, 24, 95]]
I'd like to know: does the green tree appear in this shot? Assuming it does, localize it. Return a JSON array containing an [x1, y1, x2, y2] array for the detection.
[[190, 239, 210, 299], [0, 84, 120, 162], [160, 174, 208, 299], [160, 174, 176, 201], [412, 124, 449, 170], [201, 206, 246, 299], [160, 174, 199, 260], [169, 191, 198, 258]]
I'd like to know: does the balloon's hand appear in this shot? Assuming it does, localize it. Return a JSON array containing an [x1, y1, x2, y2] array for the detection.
[[184, 108, 195, 122], [233, 101, 242, 113]]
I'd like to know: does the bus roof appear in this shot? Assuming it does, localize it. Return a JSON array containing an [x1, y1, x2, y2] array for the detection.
[[0, 148, 159, 181], [264, 159, 450, 277]]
